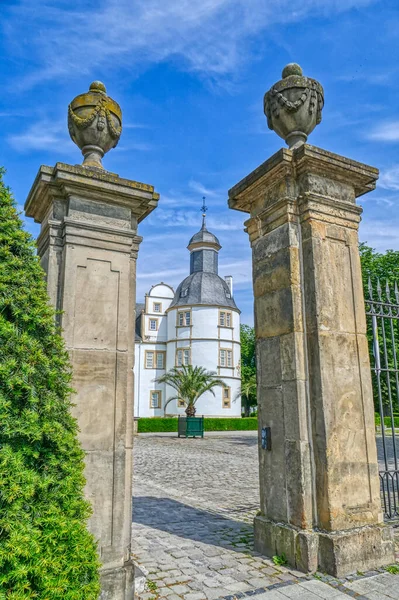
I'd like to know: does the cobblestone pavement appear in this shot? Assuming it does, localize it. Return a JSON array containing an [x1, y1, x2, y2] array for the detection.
[[132, 432, 399, 600]]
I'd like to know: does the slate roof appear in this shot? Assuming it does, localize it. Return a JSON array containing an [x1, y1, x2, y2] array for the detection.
[[169, 271, 239, 311], [188, 227, 221, 248]]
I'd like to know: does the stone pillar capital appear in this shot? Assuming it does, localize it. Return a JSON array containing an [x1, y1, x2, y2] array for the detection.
[[25, 162, 159, 226], [229, 144, 378, 244]]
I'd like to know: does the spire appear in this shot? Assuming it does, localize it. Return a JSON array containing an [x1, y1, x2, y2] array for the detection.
[[201, 196, 207, 230]]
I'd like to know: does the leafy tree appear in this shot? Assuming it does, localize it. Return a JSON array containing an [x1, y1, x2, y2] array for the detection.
[[359, 242, 399, 292], [360, 243, 399, 417], [239, 374, 257, 418], [157, 365, 226, 417], [0, 168, 100, 599], [240, 325, 257, 416]]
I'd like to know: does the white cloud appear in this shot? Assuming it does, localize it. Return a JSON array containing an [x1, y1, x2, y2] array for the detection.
[[7, 120, 74, 152], [148, 207, 243, 231], [367, 120, 399, 142], [8, 0, 377, 89], [337, 71, 394, 85], [360, 220, 399, 252], [124, 122, 151, 130], [378, 166, 399, 191], [0, 110, 28, 118], [188, 180, 221, 198], [137, 267, 187, 281]]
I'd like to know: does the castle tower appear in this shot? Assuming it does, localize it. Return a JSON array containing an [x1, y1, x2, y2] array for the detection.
[[134, 204, 242, 418]]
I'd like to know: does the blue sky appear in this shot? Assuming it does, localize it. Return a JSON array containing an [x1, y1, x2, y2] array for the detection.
[[1, 0, 399, 324]]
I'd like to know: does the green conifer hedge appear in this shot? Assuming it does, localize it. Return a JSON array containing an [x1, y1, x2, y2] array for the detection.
[[0, 168, 100, 598]]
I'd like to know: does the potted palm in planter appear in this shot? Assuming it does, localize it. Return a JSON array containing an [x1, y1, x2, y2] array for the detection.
[[156, 365, 225, 438]]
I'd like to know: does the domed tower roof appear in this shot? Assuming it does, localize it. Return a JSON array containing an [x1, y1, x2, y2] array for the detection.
[[188, 221, 221, 249], [170, 271, 237, 310], [169, 200, 239, 311]]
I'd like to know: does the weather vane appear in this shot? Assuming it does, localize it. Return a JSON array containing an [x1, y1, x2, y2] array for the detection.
[[201, 196, 207, 217]]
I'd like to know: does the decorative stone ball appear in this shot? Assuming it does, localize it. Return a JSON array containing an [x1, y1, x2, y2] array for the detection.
[[282, 63, 303, 78], [89, 81, 107, 94]]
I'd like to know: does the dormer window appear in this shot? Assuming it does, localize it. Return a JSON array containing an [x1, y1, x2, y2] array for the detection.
[[181, 288, 189, 297], [225, 291, 231, 298]]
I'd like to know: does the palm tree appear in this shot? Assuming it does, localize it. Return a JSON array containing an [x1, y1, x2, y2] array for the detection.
[[238, 374, 257, 417], [156, 365, 226, 417]]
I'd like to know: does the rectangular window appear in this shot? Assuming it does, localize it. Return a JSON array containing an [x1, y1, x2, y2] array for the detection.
[[145, 351, 154, 369], [177, 311, 191, 326], [150, 391, 161, 409], [149, 319, 158, 331], [145, 351, 165, 369], [178, 399, 185, 408], [220, 349, 226, 367], [156, 352, 165, 369], [176, 348, 191, 366], [223, 387, 231, 408], [219, 311, 232, 327], [153, 302, 162, 313], [219, 349, 232, 367]]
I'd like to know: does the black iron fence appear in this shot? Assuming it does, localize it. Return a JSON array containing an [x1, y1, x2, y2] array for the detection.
[[365, 279, 399, 520]]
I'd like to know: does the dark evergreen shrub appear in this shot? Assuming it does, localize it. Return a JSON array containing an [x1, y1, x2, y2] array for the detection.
[[0, 169, 100, 598]]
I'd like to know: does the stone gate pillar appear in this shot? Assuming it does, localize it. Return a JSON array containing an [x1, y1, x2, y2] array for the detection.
[[24, 83, 158, 599], [228, 65, 394, 577]]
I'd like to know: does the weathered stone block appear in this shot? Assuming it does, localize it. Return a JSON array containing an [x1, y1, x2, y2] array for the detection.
[[317, 525, 394, 578]]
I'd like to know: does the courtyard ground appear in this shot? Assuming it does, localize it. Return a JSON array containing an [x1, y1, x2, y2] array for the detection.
[[132, 431, 399, 600]]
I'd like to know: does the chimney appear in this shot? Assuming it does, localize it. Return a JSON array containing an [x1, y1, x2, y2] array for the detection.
[[225, 275, 233, 297]]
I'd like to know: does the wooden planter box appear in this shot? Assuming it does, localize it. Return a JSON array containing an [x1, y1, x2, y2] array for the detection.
[[178, 416, 204, 438]]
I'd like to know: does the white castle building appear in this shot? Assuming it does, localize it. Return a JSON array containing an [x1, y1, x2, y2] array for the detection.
[[134, 213, 241, 418]]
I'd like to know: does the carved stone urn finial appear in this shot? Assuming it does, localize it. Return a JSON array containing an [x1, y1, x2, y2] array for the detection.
[[68, 81, 122, 169], [264, 63, 324, 149]]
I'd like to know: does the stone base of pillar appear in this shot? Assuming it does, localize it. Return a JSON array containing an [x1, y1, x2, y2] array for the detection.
[[254, 516, 394, 577], [100, 560, 134, 600]]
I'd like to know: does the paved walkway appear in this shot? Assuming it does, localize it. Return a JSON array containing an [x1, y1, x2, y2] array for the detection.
[[132, 432, 399, 600]]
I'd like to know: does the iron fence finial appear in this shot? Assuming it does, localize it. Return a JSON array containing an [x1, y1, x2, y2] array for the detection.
[[386, 281, 391, 301], [368, 276, 373, 300], [377, 278, 382, 301]]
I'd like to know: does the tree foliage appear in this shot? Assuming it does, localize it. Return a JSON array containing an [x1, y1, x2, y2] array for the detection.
[[359, 242, 399, 291], [360, 243, 399, 415], [0, 169, 100, 599], [240, 325, 256, 380], [157, 365, 226, 417], [239, 325, 257, 416]]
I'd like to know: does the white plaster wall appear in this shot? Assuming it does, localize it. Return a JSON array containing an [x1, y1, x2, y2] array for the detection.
[[134, 282, 174, 418], [134, 341, 167, 418]]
